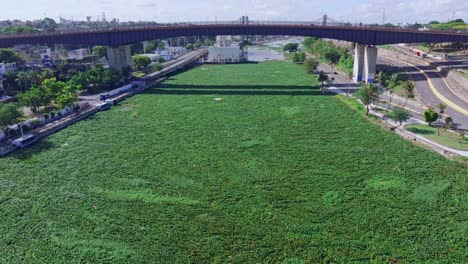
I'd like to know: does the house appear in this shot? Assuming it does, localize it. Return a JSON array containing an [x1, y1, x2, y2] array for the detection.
[[0, 62, 16, 76]]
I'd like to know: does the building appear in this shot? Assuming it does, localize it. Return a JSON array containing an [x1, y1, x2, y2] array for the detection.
[[67, 48, 91, 60], [0, 62, 16, 76], [167, 47, 188, 58], [14, 45, 51, 63], [207, 36, 243, 63], [154, 50, 173, 61]]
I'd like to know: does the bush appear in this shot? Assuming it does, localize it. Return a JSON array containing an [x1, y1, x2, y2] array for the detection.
[[292, 52, 306, 64]]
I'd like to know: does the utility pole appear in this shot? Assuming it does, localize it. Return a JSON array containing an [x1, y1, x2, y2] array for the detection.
[[382, 8, 386, 25]]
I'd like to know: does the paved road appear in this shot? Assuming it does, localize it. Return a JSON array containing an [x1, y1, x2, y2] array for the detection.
[[377, 55, 468, 130]]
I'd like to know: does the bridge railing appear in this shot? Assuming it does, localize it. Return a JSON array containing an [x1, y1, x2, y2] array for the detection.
[[0, 20, 466, 39]]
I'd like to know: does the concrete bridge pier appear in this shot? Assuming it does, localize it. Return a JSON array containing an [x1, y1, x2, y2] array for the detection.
[[353, 44, 377, 83], [107, 45, 132, 72]]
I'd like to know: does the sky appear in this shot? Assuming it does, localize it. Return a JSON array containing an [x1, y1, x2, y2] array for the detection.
[[0, 0, 466, 24]]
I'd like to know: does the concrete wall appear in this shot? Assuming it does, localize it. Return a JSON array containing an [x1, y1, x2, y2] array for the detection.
[[445, 70, 468, 100]]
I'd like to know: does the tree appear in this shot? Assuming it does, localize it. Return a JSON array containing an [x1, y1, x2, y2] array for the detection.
[[292, 52, 306, 64], [186, 43, 194, 50], [386, 108, 411, 130], [0, 48, 23, 64], [386, 73, 400, 109], [318, 72, 329, 92], [377, 71, 388, 87], [356, 83, 379, 115], [401, 80, 415, 107], [436, 103, 447, 136], [92, 46, 107, 58], [304, 58, 319, 74], [69, 66, 121, 94], [17, 86, 46, 112], [15, 70, 38, 92], [3, 71, 18, 91], [56, 83, 80, 109], [133, 55, 151, 70], [423, 108, 439, 126], [444, 116, 456, 130], [41, 17, 58, 32], [422, 43, 436, 54], [283, 43, 299, 53], [38, 69, 55, 84], [0, 103, 22, 134]]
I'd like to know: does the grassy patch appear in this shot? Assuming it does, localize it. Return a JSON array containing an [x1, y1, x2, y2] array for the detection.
[[0, 61, 466, 263], [406, 124, 468, 150]]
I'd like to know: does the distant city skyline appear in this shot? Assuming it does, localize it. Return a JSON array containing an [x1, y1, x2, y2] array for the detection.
[[0, 0, 466, 24]]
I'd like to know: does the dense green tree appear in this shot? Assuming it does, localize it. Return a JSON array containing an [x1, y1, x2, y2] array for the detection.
[[92, 46, 108, 58], [0, 103, 22, 134], [356, 83, 379, 115], [0, 25, 39, 33], [0, 48, 23, 64], [17, 86, 46, 112], [70, 66, 121, 94], [38, 69, 55, 83], [41, 17, 58, 32], [304, 58, 319, 74], [423, 108, 439, 126], [386, 109, 411, 130], [55, 60, 79, 81], [133, 55, 152, 70], [15, 70, 38, 92], [56, 84, 80, 109]]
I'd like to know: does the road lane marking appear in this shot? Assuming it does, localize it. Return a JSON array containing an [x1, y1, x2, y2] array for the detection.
[[382, 56, 468, 116]]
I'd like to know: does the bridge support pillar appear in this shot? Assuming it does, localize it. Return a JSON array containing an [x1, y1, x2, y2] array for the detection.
[[363, 46, 377, 83], [352, 44, 365, 82], [353, 44, 377, 84], [107, 45, 132, 72]]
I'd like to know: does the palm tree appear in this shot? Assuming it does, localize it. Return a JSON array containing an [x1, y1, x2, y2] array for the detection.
[[386, 108, 411, 130], [436, 103, 447, 136], [386, 73, 400, 109], [377, 71, 387, 86], [402, 81, 415, 107], [356, 83, 379, 115]]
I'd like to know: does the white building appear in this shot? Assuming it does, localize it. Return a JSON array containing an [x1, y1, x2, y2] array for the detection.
[[207, 35, 243, 63], [67, 48, 91, 60], [0, 62, 16, 76], [167, 47, 188, 57]]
